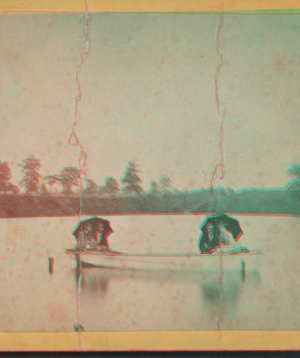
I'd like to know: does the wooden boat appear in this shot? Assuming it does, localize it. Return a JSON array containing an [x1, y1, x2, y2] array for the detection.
[[65, 248, 263, 272]]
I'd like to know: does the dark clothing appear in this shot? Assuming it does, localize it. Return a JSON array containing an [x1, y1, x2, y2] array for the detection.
[[76, 229, 93, 249], [198, 232, 219, 253], [98, 236, 109, 248], [97, 232, 109, 249]]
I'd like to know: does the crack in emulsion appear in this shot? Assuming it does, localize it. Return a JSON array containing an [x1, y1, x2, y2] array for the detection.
[[210, 12, 227, 194], [68, 0, 91, 349], [211, 4, 226, 348], [184, 9, 227, 214], [68, 0, 91, 215]]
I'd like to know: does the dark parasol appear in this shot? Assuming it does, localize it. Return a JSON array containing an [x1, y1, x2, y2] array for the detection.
[[199, 213, 243, 241], [72, 216, 113, 242]]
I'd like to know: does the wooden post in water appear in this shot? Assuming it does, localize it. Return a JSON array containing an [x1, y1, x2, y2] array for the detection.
[[241, 259, 245, 280], [75, 253, 81, 269], [48, 257, 54, 274]]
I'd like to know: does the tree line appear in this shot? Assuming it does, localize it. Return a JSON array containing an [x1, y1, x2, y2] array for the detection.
[[0, 156, 177, 196], [1, 155, 300, 199]]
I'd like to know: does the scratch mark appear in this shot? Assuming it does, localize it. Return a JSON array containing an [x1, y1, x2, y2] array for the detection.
[[68, 0, 91, 349], [69, 0, 91, 201], [217, 257, 224, 349], [210, 1, 226, 349], [210, 7, 226, 196]]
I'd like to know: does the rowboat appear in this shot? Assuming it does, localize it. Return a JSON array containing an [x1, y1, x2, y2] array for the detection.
[[67, 216, 262, 273], [65, 248, 263, 272]]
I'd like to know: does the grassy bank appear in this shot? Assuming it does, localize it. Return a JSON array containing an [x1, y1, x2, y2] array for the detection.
[[0, 189, 299, 218]]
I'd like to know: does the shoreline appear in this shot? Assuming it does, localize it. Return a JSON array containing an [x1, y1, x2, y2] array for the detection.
[[1, 189, 299, 217]]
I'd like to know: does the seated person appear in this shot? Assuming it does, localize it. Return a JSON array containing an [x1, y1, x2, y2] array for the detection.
[[76, 223, 94, 250], [95, 223, 109, 250], [198, 224, 219, 253], [213, 224, 248, 254], [77, 223, 110, 251]]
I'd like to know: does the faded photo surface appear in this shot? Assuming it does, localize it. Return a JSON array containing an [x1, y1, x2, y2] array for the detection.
[[0, 13, 300, 332]]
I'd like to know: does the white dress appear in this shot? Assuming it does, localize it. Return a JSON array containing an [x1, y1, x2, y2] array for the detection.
[[213, 230, 242, 254]]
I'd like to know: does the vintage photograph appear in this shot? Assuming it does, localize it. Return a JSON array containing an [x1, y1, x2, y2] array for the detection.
[[1, 6, 300, 340]]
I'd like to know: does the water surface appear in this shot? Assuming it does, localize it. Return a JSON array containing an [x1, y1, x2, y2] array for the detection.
[[0, 214, 299, 331]]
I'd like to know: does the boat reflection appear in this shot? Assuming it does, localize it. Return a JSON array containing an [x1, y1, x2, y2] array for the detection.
[[198, 271, 261, 325], [74, 266, 209, 294], [74, 266, 260, 295], [72, 266, 261, 330], [74, 265, 110, 293]]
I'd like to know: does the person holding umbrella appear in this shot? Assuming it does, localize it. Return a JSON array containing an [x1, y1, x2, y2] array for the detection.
[[95, 222, 110, 250], [72, 217, 113, 251], [198, 223, 219, 253], [78, 222, 110, 251], [198, 213, 248, 254], [215, 223, 243, 253], [76, 223, 94, 250], [218, 223, 237, 246]]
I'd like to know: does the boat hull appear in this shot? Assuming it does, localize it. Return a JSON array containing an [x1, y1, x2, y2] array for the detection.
[[65, 249, 263, 272]]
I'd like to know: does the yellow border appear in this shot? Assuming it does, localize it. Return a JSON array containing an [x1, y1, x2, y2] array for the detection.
[[1, 0, 300, 352], [1, 331, 300, 351], [0, 0, 300, 13]]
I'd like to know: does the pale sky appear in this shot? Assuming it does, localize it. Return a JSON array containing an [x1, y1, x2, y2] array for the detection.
[[1, 13, 300, 191]]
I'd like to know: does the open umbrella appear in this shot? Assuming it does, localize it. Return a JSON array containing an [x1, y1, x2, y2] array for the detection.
[[72, 216, 113, 242], [199, 213, 243, 241]]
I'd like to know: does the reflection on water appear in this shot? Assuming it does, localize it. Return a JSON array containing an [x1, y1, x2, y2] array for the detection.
[[75, 266, 110, 293], [75, 266, 260, 291], [200, 271, 260, 304], [199, 271, 260, 326], [1, 215, 300, 331], [73, 266, 261, 331]]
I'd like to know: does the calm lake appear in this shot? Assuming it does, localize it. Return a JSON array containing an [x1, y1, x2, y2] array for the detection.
[[0, 214, 300, 331]]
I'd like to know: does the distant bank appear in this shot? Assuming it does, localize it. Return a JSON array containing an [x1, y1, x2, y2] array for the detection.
[[0, 188, 299, 218]]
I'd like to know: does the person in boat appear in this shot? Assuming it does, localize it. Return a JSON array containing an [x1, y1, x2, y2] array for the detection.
[[95, 222, 110, 250], [76, 223, 94, 250], [198, 223, 219, 253], [218, 223, 236, 246], [80, 223, 109, 250], [213, 223, 248, 254]]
